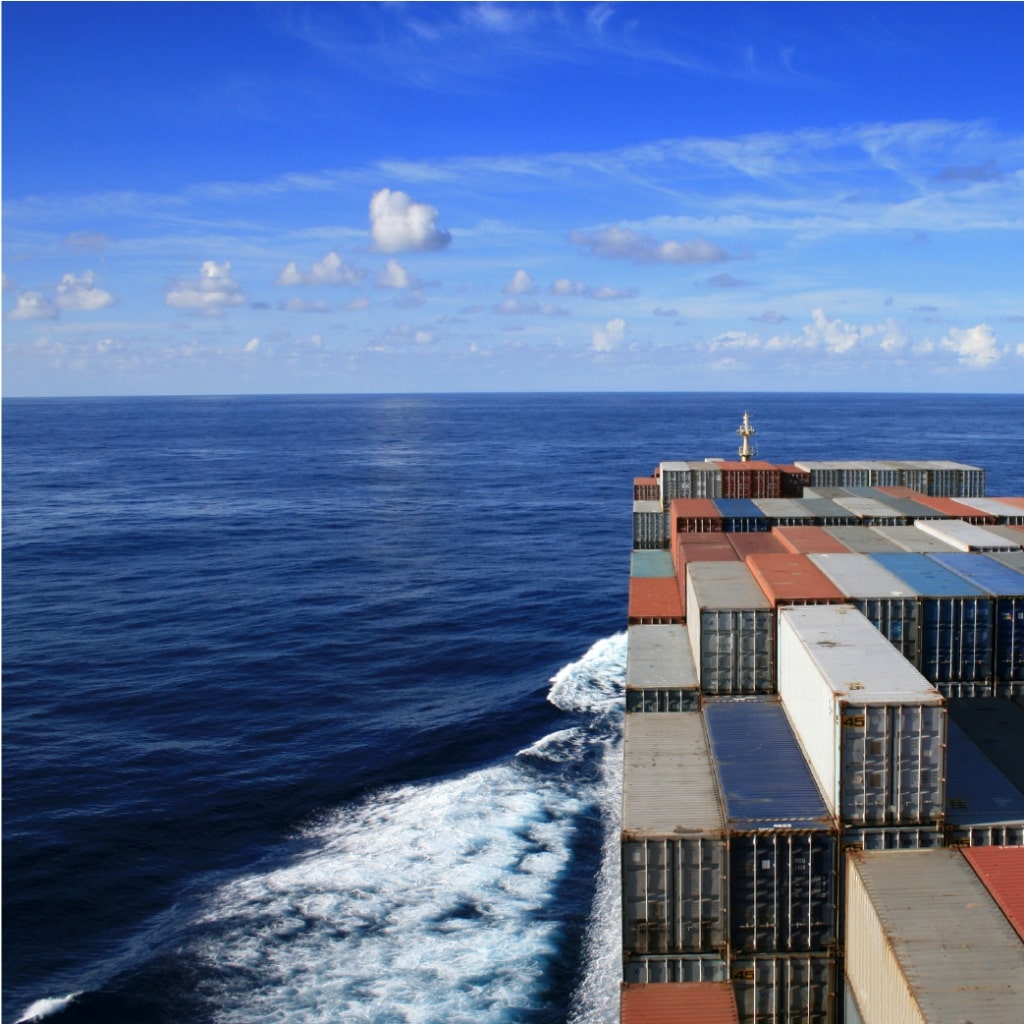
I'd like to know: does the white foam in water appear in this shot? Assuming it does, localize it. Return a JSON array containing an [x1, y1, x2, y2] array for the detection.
[[16, 994, 82, 1023], [547, 632, 627, 715]]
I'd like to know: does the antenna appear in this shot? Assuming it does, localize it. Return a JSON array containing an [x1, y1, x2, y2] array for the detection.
[[737, 411, 757, 462]]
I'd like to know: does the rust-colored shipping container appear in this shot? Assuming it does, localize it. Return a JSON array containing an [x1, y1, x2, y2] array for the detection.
[[717, 460, 782, 499], [629, 577, 685, 624], [774, 526, 851, 555], [670, 500, 725, 575], [778, 464, 812, 497], [620, 982, 740, 1024], [998, 496, 1024, 512], [745, 553, 847, 607], [727, 531, 787, 558], [634, 476, 660, 501], [675, 535, 738, 604], [878, 489, 999, 523], [961, 846, 1024, 942]]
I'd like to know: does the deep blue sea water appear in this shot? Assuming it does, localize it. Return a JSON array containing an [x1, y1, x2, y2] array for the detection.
[[4, 392, 1023, 1024]]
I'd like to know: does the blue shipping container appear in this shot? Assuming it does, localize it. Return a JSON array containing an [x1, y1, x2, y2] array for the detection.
[[704, 699, 836, 954], [713, 498, 769, 533]]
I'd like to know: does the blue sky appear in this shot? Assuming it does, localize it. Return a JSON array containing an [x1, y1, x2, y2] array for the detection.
[[3, 2, 1024, 396]]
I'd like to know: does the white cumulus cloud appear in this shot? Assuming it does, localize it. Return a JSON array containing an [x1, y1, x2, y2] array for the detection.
[[55, 270, 116, 312], [591, 317, 626, 351], [244, 338, 260, 352], [570, 227, 730, 264], [166, 261, 245, 313], [275, 252, 363, 287], [503, 269, 536, 295], [6, 291, 58, 321], [378, 259, 412, 289], [802, 307, 864, 354], [369, 188, 451, 253], [941, 324, 1002, 368]]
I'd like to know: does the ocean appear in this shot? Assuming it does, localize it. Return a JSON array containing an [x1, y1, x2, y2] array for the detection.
[[4, 392, 1023, 1024]]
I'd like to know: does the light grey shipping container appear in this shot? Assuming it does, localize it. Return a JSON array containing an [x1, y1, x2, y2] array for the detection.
[[845, 849, 1024, 1024], [623, 955, 729, 984], [625, 625, 700, 713], [823, 525, 901, 553], [989, 548, 1024, 572], [621, 714, 726, 954], [975, 523, 1024, 547], [752, 498, 819, 525], [915, 518, 1021, 552], [870, 525, 957, 553], [831, 495, 908, 526], [808, 553, 921, 666], [778, 605, 946, 826], [633, 500, 666, 550], [686, 562, 775, 695], [956, 497, 1024, 524], [729, 955, 836, 1024]]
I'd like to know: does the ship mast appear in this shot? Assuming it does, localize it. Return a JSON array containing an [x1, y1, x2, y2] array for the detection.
[[737, 410, 757, 462]]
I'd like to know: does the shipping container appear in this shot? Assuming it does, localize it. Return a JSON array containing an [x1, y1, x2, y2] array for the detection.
[[629, 578, 685, 625], [930, 552, 1024, 683], [631, 551, 677, 578], [998, 496, 1024, 512], [869, 525, 957, 553], [859, 493, 947, 521], [670, 501, 724, 551], [635, 500, 667, 550], [635, 476, 660, 501], [624, 956, 729, 984], [777, 605, 946, 826], [745, 554, 846, 608], [844, 849, 1024, 1024], [976, 523, 1024, 547], [831, 495, 909, 526], [675, 534, 738, 582], [773, 526, 850, 555], [729, 955, 836, 1024], [620, 981, 740, 1024], [948, 697, 1024, 793], [718, 461, 783, 500], [713, 499, 770, 533], [822, 526, 900, 553], [622, 714, 726, 955], [626, 625, 700, 713], [686, 564, 775, 696], [878, 489, 998, 523], [915, 518, 1022, 552], [961, 846, 1024, 941], [945, 717, 1024, 845], [727, 532, 788, 559], [790, 499, 857, 526], [751, 498, 819, 526], [871, 552, 993, 683], [704, 700, 837, 953], [807, 553, 921, 666], [989, 548, 1024, 572], [956, 497, 1024, 524], [777, 466, 811, 498]]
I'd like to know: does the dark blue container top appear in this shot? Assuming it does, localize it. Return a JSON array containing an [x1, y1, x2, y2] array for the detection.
[[703, 699, 833, 831], [929, 552, 1024, 597], [945, 718, 1024, 825], [871, 552, 986, 597], [713, 499, 766, 519]]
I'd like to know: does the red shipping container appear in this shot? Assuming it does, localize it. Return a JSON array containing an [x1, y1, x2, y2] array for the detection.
[[745, 553, 846, 607], [628, 577, 685, 624], [620, 982, 740, 1024], [774, 526, 851, 555], [961, 846, 1024, 942], [727, 532, 787, 558], [717, 460, 782, 499], [634, 476, 660, 501]]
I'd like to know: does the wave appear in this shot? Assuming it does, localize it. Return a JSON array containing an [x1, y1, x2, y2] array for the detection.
[[15, 634, 627, 1024], [15, 995, 82, 1023]]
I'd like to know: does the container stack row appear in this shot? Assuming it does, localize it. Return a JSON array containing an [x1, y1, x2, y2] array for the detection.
[[621, 457, 1024, 1024]]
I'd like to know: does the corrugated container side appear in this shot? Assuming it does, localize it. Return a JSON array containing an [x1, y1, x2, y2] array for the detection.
[[634, 500, 667, 550], [713, 498, 769, 533], [670, 498, 724, 534], [622, 715, 726, 955], [823, 525, 901, 553], [944, 717, 1024, 845], [620, 982, 740, 1024], [623, 956, 729, 984], [704, 700, 836, 954], [729, 955, 836, 1024], [629, 578, 685, 625], [727, 532, 787, 558], [845, 850, 1024, 1024], [792, 499, 857, 526], [872, 552, 994, 683], [916, 518, 1021, 552], [948, 696, 1024, 792], [745, 553, 846, 608], [686, 564, 774, 696], [635, 476, 660, 501], [626, 625, 700, 713], [773, 526, 850, 555], [961, 846, 1024, 941], [777, 606, 946, 826]]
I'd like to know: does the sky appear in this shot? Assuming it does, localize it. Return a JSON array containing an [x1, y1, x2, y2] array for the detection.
[[3, 1, 1024, 396]]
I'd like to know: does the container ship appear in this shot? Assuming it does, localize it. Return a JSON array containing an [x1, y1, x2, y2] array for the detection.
[[620, 414, 1024, 1024]]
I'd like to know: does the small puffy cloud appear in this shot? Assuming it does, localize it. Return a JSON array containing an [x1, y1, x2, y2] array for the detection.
[[699, 273, 750, 288], [802, 308, 862, 355], [56, 271, 116, 312], [275, 252, 363, 287], [166, 261, 245, 313], [96, 337, 122, 354], [378, 259, 413, 289], [878, 319, 909, 354], [591, 317, 626, 352], [6, 291, 58, 321], [1016, 343, 1024, 357], [370, 188, 451, 253], [414, 330, 434, 344], [503, 269, 536, 295], [280, 297, 331, 313], [570, 226, 730, 264], [710, 331, 761, 351], [941, 324, 1002, 368], [749, 310, 789, 324], [244, 338, 260, 352]]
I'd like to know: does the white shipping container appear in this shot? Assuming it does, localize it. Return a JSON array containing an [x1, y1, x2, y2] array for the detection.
[[621, 714, 726, 954], [914, 518, 1021, 552], [845, 849, 1024, 1024], [955, 497, 1024, 523], [778, 605, 946, 825], [625, 625, 700, 713]]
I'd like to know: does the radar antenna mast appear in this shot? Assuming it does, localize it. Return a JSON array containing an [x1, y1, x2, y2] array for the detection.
[[737, 411, 757, 462]]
